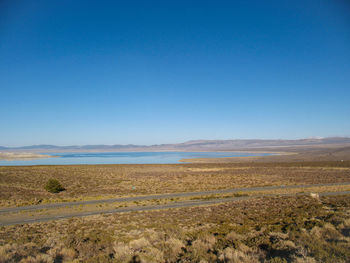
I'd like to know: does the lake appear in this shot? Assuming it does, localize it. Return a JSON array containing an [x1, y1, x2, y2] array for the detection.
[[0, 151, 273, 166]]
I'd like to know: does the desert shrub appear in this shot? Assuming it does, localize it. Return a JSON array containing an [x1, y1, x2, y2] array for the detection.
[[0, 244, 13, 262], [269, 257, 288, 263], [163, 238, 185, 261], [218, 247, 259, 263], [129, 237, 150, 252], [292, 256, 317, 263], [226, 231, 245, 246], [139, 246, 164, 262], [189, 235, 217, 262], [113, 242, 132, 262], [59, 247, 76, 261], [45, 179, 65, 193]]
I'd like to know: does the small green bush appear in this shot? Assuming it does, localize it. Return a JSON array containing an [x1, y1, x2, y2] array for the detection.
[[45, 179, 65, 193]]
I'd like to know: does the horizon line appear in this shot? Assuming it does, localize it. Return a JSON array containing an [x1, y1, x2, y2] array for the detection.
[[1, 136, 350, 148]]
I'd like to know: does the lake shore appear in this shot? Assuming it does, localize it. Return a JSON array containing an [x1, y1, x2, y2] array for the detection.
[[0, 151, 273, 166], [180, 145, 350, 163], [0, 152, 54, 160], [179, 151, 291, 163]]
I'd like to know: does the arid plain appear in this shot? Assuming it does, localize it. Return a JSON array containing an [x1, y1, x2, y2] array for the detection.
[[1, 145, 350, 262]]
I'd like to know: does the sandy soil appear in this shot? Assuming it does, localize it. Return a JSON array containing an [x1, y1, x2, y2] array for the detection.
[[180, 145, 350, 163], [0, 152, 53, 160]]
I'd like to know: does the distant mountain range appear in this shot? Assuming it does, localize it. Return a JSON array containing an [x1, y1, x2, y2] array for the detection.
[[1, 137, 350, 152]]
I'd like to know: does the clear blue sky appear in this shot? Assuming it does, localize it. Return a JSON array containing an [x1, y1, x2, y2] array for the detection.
[[1, 0, 349, 146]]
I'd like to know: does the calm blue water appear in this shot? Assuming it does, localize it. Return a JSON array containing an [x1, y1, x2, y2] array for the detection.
[[0, 152, 273, 166]]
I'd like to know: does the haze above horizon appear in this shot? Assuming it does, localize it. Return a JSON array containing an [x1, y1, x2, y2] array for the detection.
[[1, 1, 349, 147]]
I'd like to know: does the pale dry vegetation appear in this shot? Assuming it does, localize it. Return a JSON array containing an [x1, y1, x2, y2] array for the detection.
[[0, 161, 350, 207], [1, 195, 350, 262]]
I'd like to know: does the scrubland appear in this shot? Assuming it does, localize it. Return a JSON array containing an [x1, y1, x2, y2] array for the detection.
[[1, 195, 350, 262], [0, 161, 350, 207], [1, 160, 350, 262]]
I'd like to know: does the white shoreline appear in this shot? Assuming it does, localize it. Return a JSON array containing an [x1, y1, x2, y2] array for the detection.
[[0, 152, 55, 161]]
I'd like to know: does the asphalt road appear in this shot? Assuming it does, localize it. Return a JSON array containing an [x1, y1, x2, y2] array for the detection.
[[1, 189, 350, 227], [1, 182, 350, 215]]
